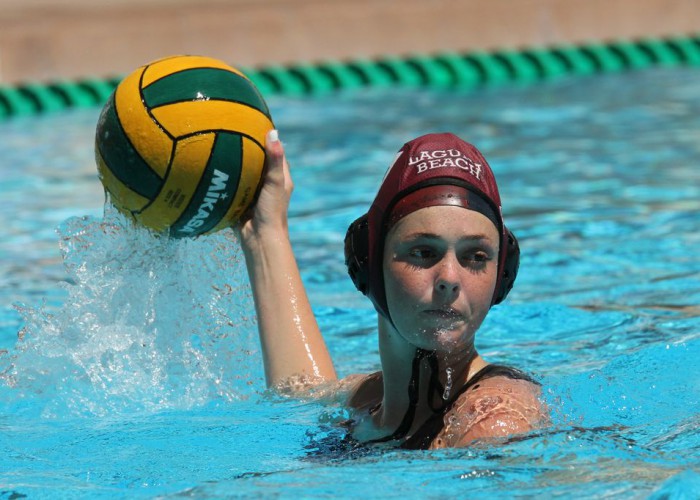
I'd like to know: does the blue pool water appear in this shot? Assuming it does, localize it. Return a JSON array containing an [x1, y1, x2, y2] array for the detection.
[[1, 67, 699, 498]]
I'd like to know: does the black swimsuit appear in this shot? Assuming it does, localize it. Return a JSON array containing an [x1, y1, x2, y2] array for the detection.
[[360, 363, 538, 450], [310, 363, 539, 459], [401, 363, 538, 449]]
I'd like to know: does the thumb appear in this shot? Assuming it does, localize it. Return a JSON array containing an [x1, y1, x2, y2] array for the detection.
[[264, 129, 292, 191], [265, 129, 284, 175]]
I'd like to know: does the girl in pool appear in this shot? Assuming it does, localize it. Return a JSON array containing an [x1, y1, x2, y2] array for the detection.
[[239, 131, 547, 449]]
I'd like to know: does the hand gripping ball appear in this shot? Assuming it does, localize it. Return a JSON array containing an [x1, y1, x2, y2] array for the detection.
[[94, 55, 274, 237]]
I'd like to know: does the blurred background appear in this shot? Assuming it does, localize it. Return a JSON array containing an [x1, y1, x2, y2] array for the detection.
[[2, 0, 700, 85]]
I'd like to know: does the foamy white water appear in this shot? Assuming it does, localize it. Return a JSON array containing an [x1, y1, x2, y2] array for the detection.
[[2, 204, 263, 418]]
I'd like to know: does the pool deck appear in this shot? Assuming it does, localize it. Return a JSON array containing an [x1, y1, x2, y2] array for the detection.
[[1, 0, 700, 84]]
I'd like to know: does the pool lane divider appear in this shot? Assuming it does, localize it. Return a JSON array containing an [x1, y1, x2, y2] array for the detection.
[[1, 35, 700, 120]]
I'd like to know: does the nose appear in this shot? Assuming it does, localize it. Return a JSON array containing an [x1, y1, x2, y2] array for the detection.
[[434, 254, 460, 297]]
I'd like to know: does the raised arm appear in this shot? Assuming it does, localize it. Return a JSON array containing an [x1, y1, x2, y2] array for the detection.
[[238, 130, 337, 390]]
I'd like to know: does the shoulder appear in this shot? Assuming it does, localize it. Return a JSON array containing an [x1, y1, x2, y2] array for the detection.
[[343, 371, 384, 411], [432, 375, 548, 449]]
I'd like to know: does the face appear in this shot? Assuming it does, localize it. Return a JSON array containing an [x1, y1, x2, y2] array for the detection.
[[382, 205, 499, 353]]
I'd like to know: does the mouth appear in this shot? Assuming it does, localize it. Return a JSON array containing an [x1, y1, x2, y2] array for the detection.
[[423, 308, 465, 321]]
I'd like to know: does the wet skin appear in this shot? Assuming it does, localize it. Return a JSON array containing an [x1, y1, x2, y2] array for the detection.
[[346, 206, 546, 447]]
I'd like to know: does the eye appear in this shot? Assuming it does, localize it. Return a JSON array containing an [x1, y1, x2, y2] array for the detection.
[[471, 250, 490, 262], [459, 249, 493, 271], [408, 247, 435, 260], [401, 246, 440, 269]]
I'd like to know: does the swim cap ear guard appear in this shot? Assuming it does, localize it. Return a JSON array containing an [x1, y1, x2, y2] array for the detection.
[[344, 215, 520, 308], [344, 214, 370, 295], [493, 227, 520, 304]]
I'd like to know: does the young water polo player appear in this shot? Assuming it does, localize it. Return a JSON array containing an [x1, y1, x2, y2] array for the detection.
[[238, 131, 547, 449]]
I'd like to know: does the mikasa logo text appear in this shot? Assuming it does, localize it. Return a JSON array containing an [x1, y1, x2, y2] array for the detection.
[[409, 149, 483, 180], [179, 169, 230, 234]]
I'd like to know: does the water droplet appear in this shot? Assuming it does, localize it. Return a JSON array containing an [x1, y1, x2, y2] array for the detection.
[[442, 366, 453, 400]]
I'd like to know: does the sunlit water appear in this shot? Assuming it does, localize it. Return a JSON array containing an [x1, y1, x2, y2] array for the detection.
[[1, 67, 699, 498]]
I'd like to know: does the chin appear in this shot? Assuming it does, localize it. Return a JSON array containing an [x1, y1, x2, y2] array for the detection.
[[435, 331, 473, 354], [413, 325, 473, 354]]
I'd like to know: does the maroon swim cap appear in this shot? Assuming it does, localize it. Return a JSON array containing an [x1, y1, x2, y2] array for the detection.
[[355, 132, 510, 319]]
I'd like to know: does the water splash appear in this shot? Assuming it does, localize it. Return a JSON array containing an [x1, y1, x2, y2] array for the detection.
[[0, 205, 263, 418], [442, 367, 453, 401]]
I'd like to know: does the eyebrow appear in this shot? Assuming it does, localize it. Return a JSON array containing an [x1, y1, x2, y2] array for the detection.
[[400, 232, 494, 242]]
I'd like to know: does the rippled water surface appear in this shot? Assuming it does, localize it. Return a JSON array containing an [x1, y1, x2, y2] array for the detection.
[[1, 68, 699, 498]]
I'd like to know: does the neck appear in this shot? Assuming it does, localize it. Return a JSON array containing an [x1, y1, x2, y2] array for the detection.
[[374, 319, 486, 439]]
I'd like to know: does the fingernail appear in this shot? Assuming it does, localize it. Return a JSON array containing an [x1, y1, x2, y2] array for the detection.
[[268, 129, 279, 143]]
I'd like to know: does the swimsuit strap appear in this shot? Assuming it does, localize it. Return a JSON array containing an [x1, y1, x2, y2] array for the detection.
[[454, 363, 538, 399], [365, 348, 433, 444], [401, 364, 539, 450]]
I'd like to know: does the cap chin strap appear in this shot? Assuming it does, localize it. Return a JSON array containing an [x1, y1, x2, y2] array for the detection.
[[366, 348, 446, 444]]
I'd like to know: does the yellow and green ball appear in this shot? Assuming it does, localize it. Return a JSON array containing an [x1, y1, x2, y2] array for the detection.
[[95, 55, 273, 237]]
